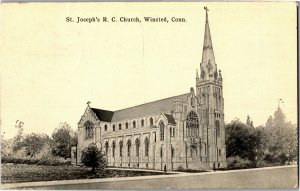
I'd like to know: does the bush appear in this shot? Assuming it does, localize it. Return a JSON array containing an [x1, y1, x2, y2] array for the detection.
[[1, 155, 70, 166], [36, 156, 71, 166], [227, 156, 254, 169], [255, 160, 279, 168], [81, 144, 107, 173], [176, 166, 185, 171]]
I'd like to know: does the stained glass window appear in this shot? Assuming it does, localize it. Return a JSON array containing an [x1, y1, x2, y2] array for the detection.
[[85, 121, 94, 139], [186, 111, 199, 137]]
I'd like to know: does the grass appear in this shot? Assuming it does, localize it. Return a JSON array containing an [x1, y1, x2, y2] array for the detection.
[[1, 164, 169, 184]]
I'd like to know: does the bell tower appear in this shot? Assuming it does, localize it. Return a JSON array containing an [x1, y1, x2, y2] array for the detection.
[[196, 7, 226, 168]]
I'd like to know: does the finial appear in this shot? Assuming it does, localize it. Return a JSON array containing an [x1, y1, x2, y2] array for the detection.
[[204, 6, 209, 20], [277, 99, 284, 108], [204, 6, 209, 13], [87, 101, 91, 107], [196, 69, 199, 79]]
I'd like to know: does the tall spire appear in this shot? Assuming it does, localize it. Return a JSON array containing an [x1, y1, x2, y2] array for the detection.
[[200, 7, 217, 81]]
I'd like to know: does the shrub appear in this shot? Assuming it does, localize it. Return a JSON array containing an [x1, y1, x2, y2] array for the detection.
[[81, 144, 107, 173], [1, 155, 70, 166], [255, 160, 279, 168], [227, 156, 253, 169], [36, 156, 71, 166], [176, 166, 185, 171]]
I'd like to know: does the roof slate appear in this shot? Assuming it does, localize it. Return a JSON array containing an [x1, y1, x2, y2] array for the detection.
[[90, 108, 114, 122], [164, 113, 176, 124], [103, 126, 158, 138], [91, 93, 188, 123]]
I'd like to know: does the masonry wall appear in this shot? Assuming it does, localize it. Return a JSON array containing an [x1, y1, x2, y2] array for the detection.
[[76, 87, 227, 170]]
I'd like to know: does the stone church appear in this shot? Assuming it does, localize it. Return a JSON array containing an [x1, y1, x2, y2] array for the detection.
[[74, 8, 227, 171]]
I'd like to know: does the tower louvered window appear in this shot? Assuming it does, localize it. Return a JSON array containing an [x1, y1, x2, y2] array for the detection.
[[216, 120, 220, 138]]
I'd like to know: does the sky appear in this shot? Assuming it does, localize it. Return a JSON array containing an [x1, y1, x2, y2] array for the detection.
[[1, 2, 297, 139]]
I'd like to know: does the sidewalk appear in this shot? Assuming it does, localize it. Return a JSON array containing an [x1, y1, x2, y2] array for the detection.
[[1, 165, 297, 189], [1, 173, 186, 189], [106, 167, 180, 174]]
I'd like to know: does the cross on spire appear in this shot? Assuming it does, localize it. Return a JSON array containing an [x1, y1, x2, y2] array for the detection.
[[204, 6, 209, 12], [87, 101, 91, 107], [204, 6, 209, 19], [204, 6, 209, 18]]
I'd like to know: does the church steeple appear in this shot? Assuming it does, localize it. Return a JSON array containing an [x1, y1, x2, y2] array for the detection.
[[200, 7, 218, 81]]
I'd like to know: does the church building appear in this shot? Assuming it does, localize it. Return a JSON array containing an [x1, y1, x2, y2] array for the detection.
[[75, 7, 227, 171]]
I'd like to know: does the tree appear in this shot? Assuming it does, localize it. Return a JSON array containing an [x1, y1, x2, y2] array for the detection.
[[264, 115, 297, 164], [226, 119, 261, 162], [81, 144, 107, 173], [15, 133, 53, 157], [246, 115, 254, 127], [226, 106, 297, 168], [52, 122, 77, 159], [12, 120, 24, 152], [1, 135, 13, 157], [274, 107, 286, 128], [260, 106, 297, 165], [265, 116, 274, 129]]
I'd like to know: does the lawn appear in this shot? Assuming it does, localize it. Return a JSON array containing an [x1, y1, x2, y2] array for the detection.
[[1, 164, 169, 184]]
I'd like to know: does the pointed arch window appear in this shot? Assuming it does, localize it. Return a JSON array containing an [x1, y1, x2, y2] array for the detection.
[[105, 141, 109, 156], [112, 141, 116, 157], [171, 147, 175, 158], [133, 121, 136, 128], [118, 123, 122, 130], [135, 138, 140, 157], [159, 121, 165, 141], [104, 124, 108, 131], [186, 111, 199, 137], [149, 117, 154, 126], [119, 141, 123, 157], [127, 140, 131, 157], [141, 119, 144, 127], [112, 124, 116, 131], [84, 121, 94, 139], [144, 137, 149, 157], [125, 122, 129, 129]]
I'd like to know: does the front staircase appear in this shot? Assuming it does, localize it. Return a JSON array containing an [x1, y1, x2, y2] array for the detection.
[[189, 161, 212, 171]]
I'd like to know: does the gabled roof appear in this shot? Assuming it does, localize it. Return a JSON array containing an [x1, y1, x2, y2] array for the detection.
[[90, 108, 114, 122], [164, 113, 176, 125], [91, 93, 188, 123]]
